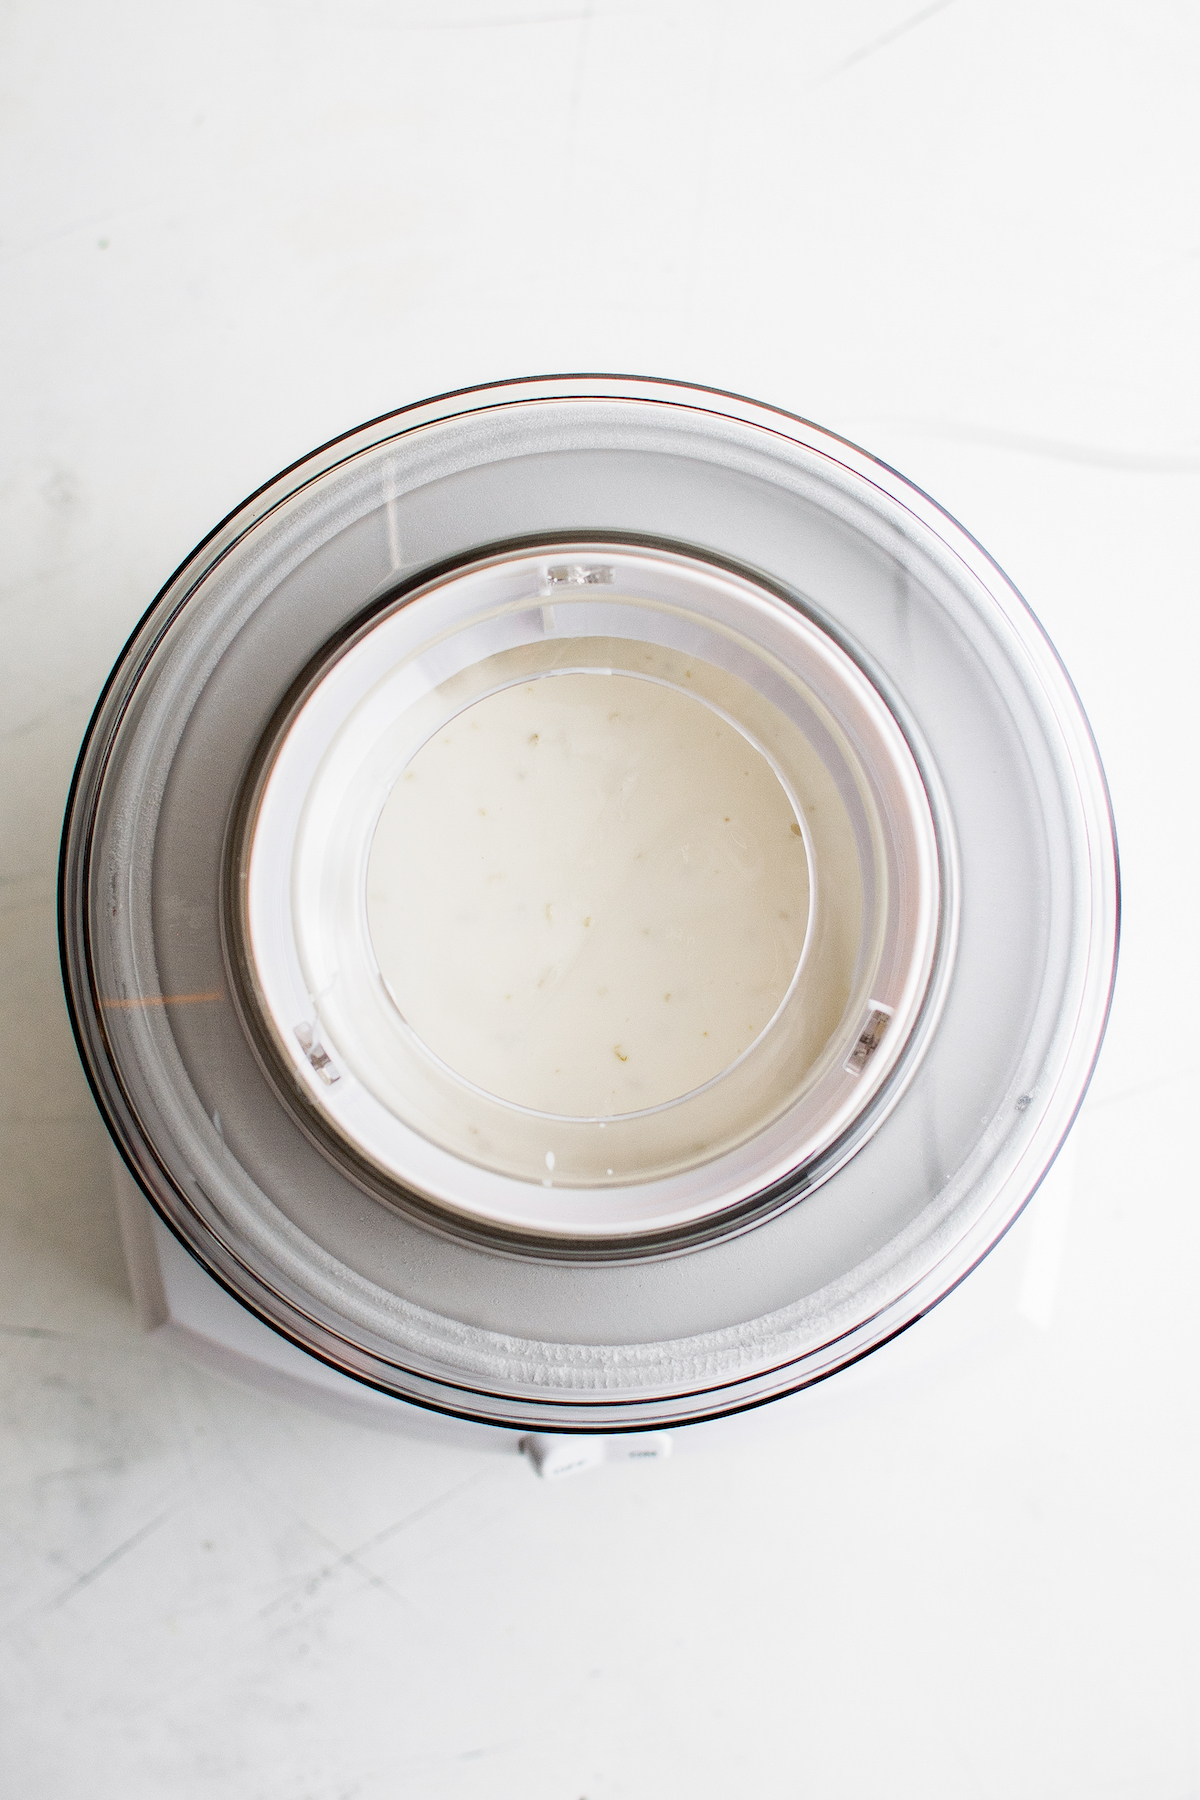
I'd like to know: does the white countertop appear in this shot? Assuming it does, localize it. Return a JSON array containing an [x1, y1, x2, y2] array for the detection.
[[2, 3, 1197, 1795]]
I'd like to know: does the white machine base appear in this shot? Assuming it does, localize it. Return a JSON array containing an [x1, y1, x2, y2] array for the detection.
[[111, 1148, 1076, 1476]]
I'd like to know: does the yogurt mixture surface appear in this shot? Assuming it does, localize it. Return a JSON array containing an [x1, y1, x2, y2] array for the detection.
[[367, 671, 810, 1117]]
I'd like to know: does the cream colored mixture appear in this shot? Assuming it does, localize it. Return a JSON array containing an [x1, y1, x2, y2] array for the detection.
[[366, 671, 810, 1118]]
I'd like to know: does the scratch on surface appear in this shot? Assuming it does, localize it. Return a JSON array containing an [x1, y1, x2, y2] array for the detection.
[[1081, 1064, 1200, 1114], [40, 1511, 172, 1616], [372, 8, 592, 28], [813, 0, 957, 88], [0, 195, 163, 263], [1, 699, 86, 741], [5, 1459, 135, 1495], [866, 418, 1200, 473], [560, 0, 595, 207], [0, 1323, 72, 1339], [258, 1471, 489, 1622], [458, 1739, 522, 1762]]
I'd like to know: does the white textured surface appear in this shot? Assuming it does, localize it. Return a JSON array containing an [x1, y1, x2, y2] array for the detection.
[[1, 3, 1197, 1796]]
